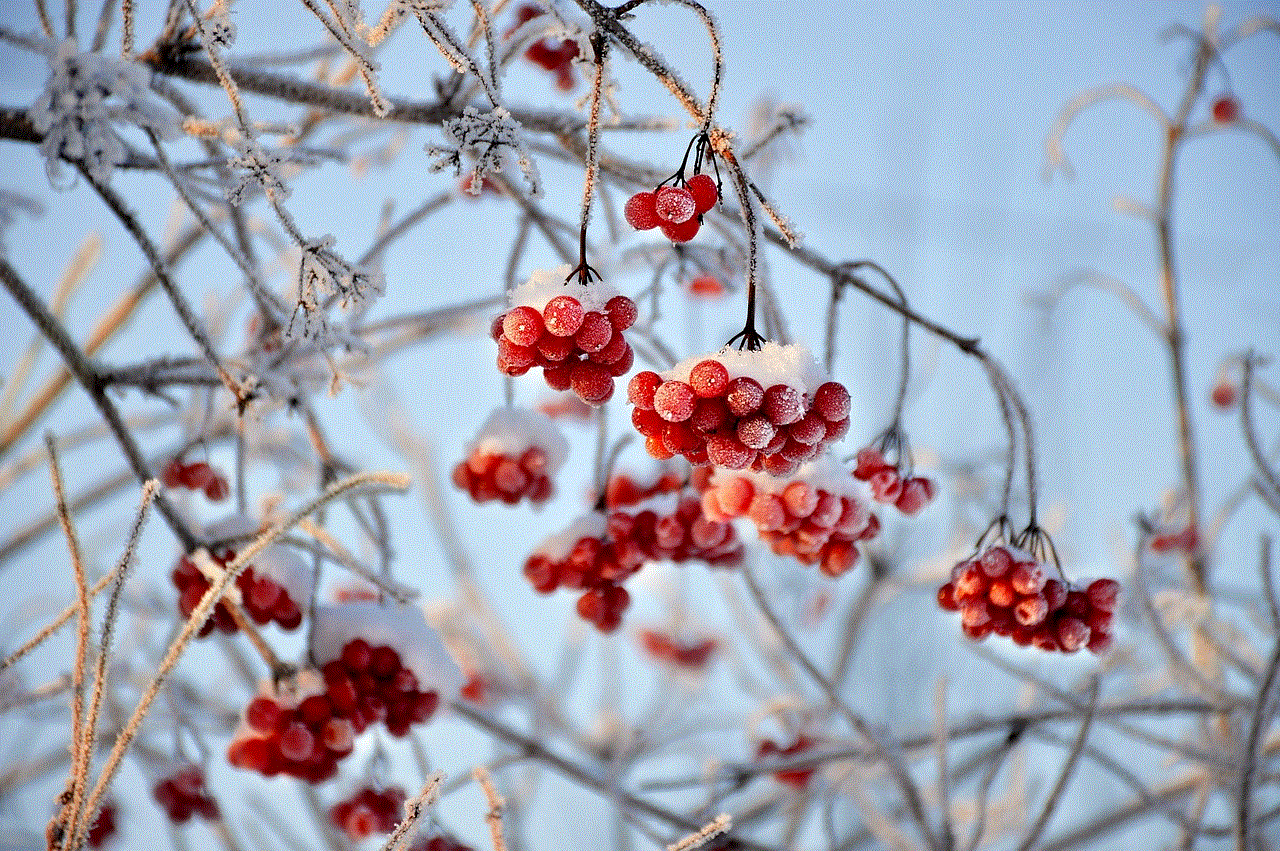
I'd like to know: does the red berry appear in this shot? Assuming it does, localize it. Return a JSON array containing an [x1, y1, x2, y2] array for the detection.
[[687, 275, 726, 297], [685, 173, 718, 214], [502, 305, 544, 346], [1212, 95, 1239, 123], [574, 311, 613, 353], [868, 468, 902, 503], [894, 476, 934, 514], [1211, 382, 1237, 409], [978, 545, 1013, 578], [543, 295, 585, 336], [725, 377, 764, 416], [624, 191, 660, 230], [853, 447, 890, 480], [762, 384, 804, 425], [689, 359, 729, 397], [161, 459, 186, 488], [660, 216, 701, 243], [604, 294, 638, 330], [628, 371, 663, 409], [1086, 578, 1121, 611], [654, 186, 697, 224], [570, 361, 614, 405], [654, 380, 697, 422], [812, 381, 851, 421]]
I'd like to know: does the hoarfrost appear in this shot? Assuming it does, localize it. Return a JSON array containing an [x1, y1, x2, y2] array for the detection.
[[426, 106, 541, 197]]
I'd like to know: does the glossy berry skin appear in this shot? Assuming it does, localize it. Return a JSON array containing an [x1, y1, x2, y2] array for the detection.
[[685, 173, 718, 213], [624, 191, 660, 230]]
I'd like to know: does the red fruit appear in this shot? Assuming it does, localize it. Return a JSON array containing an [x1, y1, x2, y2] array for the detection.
[[1056, 617, 1091, 652], [654, 380, 697, 422], [706, 435, 753, 469], [1009, 562, 1046, 595], [543, 295, 585, 336], [370, 645, 402, 679], [978, 545, 1013, 578], [624, 191, 659, 230], [604, 294, 638, 330], [725, 376, 764, 416], [182, 461, 216, 491], [570, 361, 614, 405], [660, 216, 701, 243], [685, 173, 718, 213], [246, 696, 282, 732], [203, 475, 229, 501], [574, 311, 613, 353], [687, 275, 727, 297], [496, 337, 536, 374], [937, 583, 959, 611], [342, 638, 373, 671], [279, 722, 316, 762], [853, 447, 890, 480], [536, 332, 575, 362], [689, 359, 730, 397], [654, 186, 697, 224], [812, 382, 851, 421], [1086, 578, 1121, 611], [789, 413, 827, 446], [1212, 95, 1239, 123], [762, 384, 804, 425], [502, 305, 544, 346], [1042, 578, 1068, 611], [628, 371, 663, 409], [736, 416, 776, 450], [87, 802, 118, 847], [894, 476, 935, 514], [542, 363, 572, 391], [868, 468, 902, 503], [1211, 381, 1237, 408], [161, 459, 186, 488]]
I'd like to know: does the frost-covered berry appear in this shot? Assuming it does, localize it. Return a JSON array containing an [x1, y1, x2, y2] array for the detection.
[[654, 186, 697, 224], [624, 191, 660, 230], [660, 216, 701, 243], [452, 407, 568, 506]]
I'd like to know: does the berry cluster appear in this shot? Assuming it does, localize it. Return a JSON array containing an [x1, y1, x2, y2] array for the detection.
[[755, 735, 816, 789], [161, 458, 229, 501], [625, 173, 718, 243], [524, 492, 742, 632], [152, 765, 219, 823], [87, 803, 118, 848], [639, 629, 718, 670], [330, 786, 405, 840], [227, 640, 441, 780], [171, 550, 304, 638], [628, 343, 851, 476], [852, 447, 936, 515], [452, 407, 568, 506], [937, 544, 1119, 654], [701, 458, 878, 577], [509, 4, 579, 91], [493, 266, 637, 405]]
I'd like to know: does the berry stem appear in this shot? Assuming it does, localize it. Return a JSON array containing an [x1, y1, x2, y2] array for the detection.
[[571, 31, 609, 289]]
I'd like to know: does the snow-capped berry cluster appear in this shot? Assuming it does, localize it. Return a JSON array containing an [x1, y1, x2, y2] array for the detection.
[[701, 457, 878, 577], [524, 492, 742, 632], [625, 173, 718, 243], [628, 343, 852, 475], [492, 266, 637, 405], [330, 786, 405, 840], [452, 407, 568, 506], [161, 458, 229, 501], [171, 542, 308, 638], [756, 735, 816, 789], [228, 604, 459, 780], [640, 629, 718, 669], [509, 3, 580, 91], [937, 544, 1119, 654], [852, 447, 936, 515], [152, 765, 219, 824]]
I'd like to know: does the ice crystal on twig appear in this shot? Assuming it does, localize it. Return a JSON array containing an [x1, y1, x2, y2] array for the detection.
[[289, 236, 385, 342], [426, 106, 541, 196], [28, 39, 180, 187], [225, 139, 297, 206]]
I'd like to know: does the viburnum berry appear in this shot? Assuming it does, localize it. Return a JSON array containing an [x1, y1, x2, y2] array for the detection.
[[660, 215, 701, 243], [685, 173, 719, 214], [492, 266, 637, 406], [756, 735, 816, 788], [1211, 95, 1240, 123], [937, 543, 1119, 654], [627, 343, 853, 476], [1211, 380, 1237, 409], [624, 191, 660, 231], [86, 802, 118, 848], [654, 185, 697, 224], [153, 765, 220, 823], [686, 274, 728, 298], [509, 4, 579, 92], [702, 456, 878, 577], [331, 786, 405, 840], [640, 629, 719, 669], [452, 407, 568, 506], [851, 445, 937, 516], [162, 458, 230, 501]]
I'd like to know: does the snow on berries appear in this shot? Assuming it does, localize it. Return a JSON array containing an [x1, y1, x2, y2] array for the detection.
[[227, 603, 460, 780], [152, 765, 220, 823], [701, 456, 878, 577], [523, 489, 742, 632], [625, 172, 718, 243], [492, 266, 637, 405], [852, 446, 937, 515], [171, 515, 310, 638], [452, 407, 568, 506], [627, 342, 852, 475], [330, 786, 405, 840], [937, 543, 1119, 654]]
